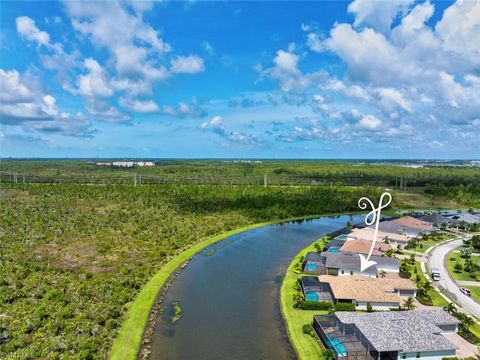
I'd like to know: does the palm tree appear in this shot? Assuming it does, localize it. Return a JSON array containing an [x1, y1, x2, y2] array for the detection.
[[403, 297, 416, 310], [444, 302, 457, 314], [379, 270, 387, 278], [422, 281, 433, 293]]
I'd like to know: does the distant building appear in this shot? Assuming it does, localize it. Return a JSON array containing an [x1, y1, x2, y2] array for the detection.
[[419, 214, 453, 227], [447, 213, 480, 224], [96, 161, 155, 167], [392, 216, 434, 232]]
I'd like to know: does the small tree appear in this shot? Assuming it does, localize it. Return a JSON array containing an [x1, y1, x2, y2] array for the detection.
[[409, 253, 416, 265], [366, 302, 373, 312], [403, 297, 415, 310], [454, 262, 463, 272], [323, 349, 335, 360], [444, 302, 457, 315], [423, 281, 433, 293]]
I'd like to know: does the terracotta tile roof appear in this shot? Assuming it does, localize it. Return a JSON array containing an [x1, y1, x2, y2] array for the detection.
[[318, 275, 417, 303], [392, 216, 434, 232], [339, 239, 392, 256], [348, 227, 411, 243]]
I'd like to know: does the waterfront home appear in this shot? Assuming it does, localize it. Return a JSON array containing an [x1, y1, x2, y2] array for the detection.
[[419, 214, 453, 227], [377, 221, 423, 238], [392, 216, 434, 232], [347, 227, 411, 247], [313, 311, 460, 360], [339, 239, 391, 256], [302, 251, 399, 277], [447, 212, 480, 224], [314, 275, 416, 310], [300, 276, 334, 303]]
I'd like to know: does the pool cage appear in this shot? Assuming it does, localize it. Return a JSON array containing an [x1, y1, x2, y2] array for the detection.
[[301, 277, 334, 303], [313, 315, 382, 360]]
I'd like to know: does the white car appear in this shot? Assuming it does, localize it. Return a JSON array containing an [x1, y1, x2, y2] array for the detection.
[[460, 287, 471, 297]]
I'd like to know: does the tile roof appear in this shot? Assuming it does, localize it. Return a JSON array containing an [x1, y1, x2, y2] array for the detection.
[[339, 239, 392, 256], [419, 214, 453, 225], [323, 251, 399, 272], [447, 213, 480, 224], [318, 275, 416, 303], [348, 227, 411, 243], [335, 311, 457, 353], [378, 221, 422, 237], [392, 216, 434, 232]]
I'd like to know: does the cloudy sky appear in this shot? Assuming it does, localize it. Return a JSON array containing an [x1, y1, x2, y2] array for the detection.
[[1, 0, 479, 158]]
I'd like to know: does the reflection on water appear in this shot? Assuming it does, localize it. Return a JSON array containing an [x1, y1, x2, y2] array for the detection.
[[148, 215, 366, 360]]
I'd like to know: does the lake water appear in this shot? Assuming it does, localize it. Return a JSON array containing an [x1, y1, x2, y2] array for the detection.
[[148, 214, 366, 360]]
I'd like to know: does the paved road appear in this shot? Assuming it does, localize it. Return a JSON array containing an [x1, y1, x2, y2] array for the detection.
[[427, 238, 480, 318], [457, 280, 480, 286]]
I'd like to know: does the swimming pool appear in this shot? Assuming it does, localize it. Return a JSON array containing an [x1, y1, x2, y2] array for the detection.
[[305, 291, 319, 302], [306, 263, 318, 271], [327, 247, 338, 253], [330, 337, 347, 357], [334, 235, 352, 241]]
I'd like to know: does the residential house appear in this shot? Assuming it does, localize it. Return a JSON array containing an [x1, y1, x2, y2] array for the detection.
[[316, 275, 417, 310], [347, 227, 411, 247], [392, 216, 434, 232], [302, 251, 399, 277], [313, 310, 460, 360], [339, 239, 392, 256]]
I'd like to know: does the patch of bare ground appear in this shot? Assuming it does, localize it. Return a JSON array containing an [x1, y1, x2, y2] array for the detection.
[[395, 188, 460, 209], [35, 240, 118, 273]]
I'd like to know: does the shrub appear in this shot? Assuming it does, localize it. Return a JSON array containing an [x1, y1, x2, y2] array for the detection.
[[299, 301, 333, 310], [416, 296, 433, 306], [334, 302, 355, 311], [454, 262, 463, 272], [302, 323, 315, 337], [366, 302, 373, 312]]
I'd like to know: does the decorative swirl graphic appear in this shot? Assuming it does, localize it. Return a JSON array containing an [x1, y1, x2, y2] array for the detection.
[[357, 192, 392, 271]]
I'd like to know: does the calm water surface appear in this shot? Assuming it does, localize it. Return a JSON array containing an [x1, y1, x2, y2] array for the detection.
[[149, 214, 366, 360]]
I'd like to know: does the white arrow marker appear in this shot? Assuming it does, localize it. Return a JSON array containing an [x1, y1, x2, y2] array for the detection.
[[357, 192, 392, 272]]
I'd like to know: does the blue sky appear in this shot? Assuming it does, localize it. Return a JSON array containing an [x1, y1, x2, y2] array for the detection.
[[1, 0, 479, 159]]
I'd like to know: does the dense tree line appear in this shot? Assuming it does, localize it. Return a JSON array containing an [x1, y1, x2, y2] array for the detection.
[[0, 183, 382, 358], [1, 160, 479, 188], [424, 183, 480, 207]]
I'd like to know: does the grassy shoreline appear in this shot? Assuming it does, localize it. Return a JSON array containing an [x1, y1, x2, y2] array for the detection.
[[279, 237, 330, 360], [109, 213, 348, 360]]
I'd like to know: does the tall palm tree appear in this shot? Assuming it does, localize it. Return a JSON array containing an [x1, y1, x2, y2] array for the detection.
[[423, 281, 433, 293], [379, 270, 387, 278], [444, 302, 457, 314], [403, 297, 415, 310]]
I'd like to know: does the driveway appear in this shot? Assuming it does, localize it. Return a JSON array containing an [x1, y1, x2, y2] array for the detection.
[[427, 238, 480, 318], [442, 333, 479, 358]]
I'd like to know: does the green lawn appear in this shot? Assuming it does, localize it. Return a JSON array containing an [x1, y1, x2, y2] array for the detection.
[[280, 239, 328, 360], [407, 233, 454, 253], [465, 286, 480, 303], [446, 250, 480, 281], [408, 261, 449, 307]]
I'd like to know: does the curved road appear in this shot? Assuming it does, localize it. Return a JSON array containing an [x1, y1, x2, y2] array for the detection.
[[427, 237, 480, 318]]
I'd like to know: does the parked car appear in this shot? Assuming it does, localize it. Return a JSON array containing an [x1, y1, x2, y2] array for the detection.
[[460, 287, 471, 296]]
